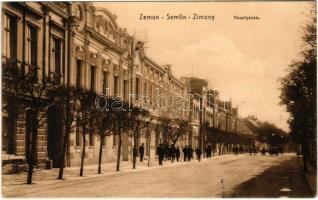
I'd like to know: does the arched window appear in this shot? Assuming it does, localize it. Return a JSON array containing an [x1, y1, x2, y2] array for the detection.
[[87, 11, 93, 25], [75, 5, 83, 20]]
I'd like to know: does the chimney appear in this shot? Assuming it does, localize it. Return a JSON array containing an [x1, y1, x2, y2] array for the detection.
[[135, 41, 144, 51], [163, 64, 171, 71]]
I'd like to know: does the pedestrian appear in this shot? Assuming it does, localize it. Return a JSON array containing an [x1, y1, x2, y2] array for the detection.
[[188, 145, 193, 161], [206, 144, 212, 158], [157, 144, 164, 166], [234, 146, 238, 156], [261, 148, 266, 155], [195, 147, 202, 162], [239, 146, 243, 154], [175, 146, 181, 162], [183, 145, 188, 161], [139, 143, 144, 162], [133, 146, 138, 163], [205, 145, 209, 158], [164, 144, 169, 161], [170, 144, 176, 163]]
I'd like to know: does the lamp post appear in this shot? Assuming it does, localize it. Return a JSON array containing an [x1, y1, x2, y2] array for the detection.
[[213, 88, 217, 128], [145, 117, 151, 167]]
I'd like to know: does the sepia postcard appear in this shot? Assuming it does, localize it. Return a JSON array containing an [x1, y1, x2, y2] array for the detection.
[[1, 1, 317, 198]]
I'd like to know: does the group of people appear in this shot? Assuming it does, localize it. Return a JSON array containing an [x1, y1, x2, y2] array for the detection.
[[138, 143, 257, 166], [156, 144, 181, 165], [182, 145, 194, 161], [155, 144, 205, 165], [138, 143, 187, 165], [138, 143, 258, 165]]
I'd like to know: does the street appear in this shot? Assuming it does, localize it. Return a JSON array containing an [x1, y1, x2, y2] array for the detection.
[[2, 154, 312, 197]]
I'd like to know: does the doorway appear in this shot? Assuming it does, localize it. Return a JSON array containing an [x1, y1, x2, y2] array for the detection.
[[47, 106, 63, 168]]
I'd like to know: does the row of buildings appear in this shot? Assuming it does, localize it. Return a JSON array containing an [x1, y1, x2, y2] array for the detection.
[[2, 2, 256, 168]]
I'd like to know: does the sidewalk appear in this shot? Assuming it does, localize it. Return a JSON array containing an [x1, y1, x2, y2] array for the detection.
[[297, 156, 317, 196], [2, 154, 237, 188]]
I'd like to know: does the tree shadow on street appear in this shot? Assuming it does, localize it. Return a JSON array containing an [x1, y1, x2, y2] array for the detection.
[[231, 156, 313, 198]]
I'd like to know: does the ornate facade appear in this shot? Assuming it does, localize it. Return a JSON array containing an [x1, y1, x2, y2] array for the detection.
[[2, 2, 255, 168]]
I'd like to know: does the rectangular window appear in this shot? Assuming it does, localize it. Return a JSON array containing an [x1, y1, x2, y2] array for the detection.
[[76, 60, 82, 88], [123, 80, 128, 101], [143, 81, 147, 95], [114, 76, 119, 95], [135, 77, 140, 96], [90, 65, 96, 91], [101, 136, 106, 146], [102, 71, 109, 95], [75, 117, 81, 146], [149, 84, 153, 103], [89, 117, 94, 146], [26, 24, 38, 79], [113, 134, 117, 146], [51, 37, 61, 82], [89, 132, 94, 146], [2, 14, 17, 60]]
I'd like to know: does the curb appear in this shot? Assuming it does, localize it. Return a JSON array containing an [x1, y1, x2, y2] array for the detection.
[[296, 156, 317, 197]]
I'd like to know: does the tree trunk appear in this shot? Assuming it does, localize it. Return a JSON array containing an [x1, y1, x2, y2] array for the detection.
[[222, 144, 225, 155], [98, 135, 104, 174], [58, 91, 71, 180], [27, 115, 39, 184], [116, 129, 122, 171], [58, 128, 69, 179], [27, 141, 35, 185], [133, 146, 137, 169], [212, 143, 215, 156], [27, 121, 38, 184], [27, 163, 34, 184], [132, 135, 137, 169], [80, 126, 86, 176]]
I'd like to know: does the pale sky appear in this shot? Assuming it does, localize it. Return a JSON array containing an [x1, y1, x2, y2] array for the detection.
[[95, 1, 313, 131]]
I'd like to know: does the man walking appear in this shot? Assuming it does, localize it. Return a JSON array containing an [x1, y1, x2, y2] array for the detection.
[[170, 144, 176, 163], [188, 145, 193, 161], [157, 144, 164, 166], [139, 143, 144, 162], [195, 147, 202, 162], [183, 145, 188, 161], [207, 144, 212, 158], [175, 146, 181, 162]]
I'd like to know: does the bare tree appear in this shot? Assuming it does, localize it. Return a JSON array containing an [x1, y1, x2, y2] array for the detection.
[[126, 106, 149, 169], [22, 73, 59, 184], [77, 90, 97, 176], [171, 119, 190, 146], [50, 86, 81, 180], [112, 100, 130, 171], [158, 117, 174, 146], [92, 97, 115, 174]]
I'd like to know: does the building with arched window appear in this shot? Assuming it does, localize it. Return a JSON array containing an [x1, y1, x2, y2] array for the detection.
[[2, 2, 256, 170]]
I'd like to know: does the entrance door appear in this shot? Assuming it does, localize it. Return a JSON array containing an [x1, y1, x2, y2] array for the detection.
[[47, 106, 63, 168]]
